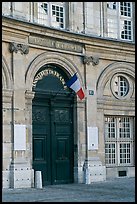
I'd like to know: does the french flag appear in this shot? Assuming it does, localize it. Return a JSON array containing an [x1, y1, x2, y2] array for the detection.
[[66, 73, 85, 100]]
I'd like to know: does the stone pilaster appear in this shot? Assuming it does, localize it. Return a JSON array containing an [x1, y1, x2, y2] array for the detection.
[[2, 90, 13, 188], [9, 42, 32, 188], [75, 99, 86, 183]]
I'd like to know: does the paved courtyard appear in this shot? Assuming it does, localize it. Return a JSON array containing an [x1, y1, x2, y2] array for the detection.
[[2, 177, 135, 202]]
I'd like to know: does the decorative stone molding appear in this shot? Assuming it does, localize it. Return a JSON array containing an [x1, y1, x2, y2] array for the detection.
[[83, 55, 99, 66], [9, 42, 29, 55]]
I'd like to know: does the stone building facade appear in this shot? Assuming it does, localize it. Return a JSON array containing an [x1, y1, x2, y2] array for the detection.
[[2, 2, 135, 188]]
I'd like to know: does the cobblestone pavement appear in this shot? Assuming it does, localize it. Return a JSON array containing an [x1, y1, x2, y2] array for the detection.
[[2, 177, 135, 202]]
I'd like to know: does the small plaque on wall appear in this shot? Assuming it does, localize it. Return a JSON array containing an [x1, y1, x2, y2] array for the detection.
[[14, 124, 26, 150], [89, 90, 94, 95], [88, 127, 98, 150]]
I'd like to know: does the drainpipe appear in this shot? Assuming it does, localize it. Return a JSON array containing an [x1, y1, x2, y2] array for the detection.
[[100, 2, 103, 37], [82, 2, 90, 184], [83, 45, 90, 184], [83, 2, 85, 34], [10, 2, 13, 17], [102, 2, 105, 38], [10, 44, 15, 188]]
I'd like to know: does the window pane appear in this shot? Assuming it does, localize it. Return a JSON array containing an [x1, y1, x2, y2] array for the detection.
[[105, 117, 116, 138], [105, 143, 116, 164], [118, 117, 131, 138], [119, 143, 131, 164]]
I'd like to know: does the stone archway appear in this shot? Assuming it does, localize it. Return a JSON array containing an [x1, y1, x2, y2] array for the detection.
[[96, 62, 135, 99], [2, 55, 13, 90], [25, 52, 84, 91]]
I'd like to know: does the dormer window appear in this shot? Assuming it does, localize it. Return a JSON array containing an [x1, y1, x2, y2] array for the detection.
[[37, 2, 65, 29], [107, 2, 133, 41]]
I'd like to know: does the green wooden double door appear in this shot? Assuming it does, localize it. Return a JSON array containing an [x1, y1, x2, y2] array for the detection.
[[32, 95, 74, 186]]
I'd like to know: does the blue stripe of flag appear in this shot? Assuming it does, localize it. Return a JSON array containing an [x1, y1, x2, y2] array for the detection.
[[66, 73, 77, 87]]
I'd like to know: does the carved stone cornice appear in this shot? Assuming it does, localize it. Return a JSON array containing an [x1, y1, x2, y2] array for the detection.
[[9, 42, 29, 55], [83, 55, 99, 66]]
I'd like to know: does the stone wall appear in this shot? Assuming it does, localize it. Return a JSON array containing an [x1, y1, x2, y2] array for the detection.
[[2, 2, 135, 188]]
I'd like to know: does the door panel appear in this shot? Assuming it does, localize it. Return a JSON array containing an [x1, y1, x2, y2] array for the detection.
[[33, 137, 46, 160], [32, 104, 51, 185], [32, 97, 74, 185], [33, 135, 50, 185], [51, 105, 73, 184], [55, 138, 70, 183]]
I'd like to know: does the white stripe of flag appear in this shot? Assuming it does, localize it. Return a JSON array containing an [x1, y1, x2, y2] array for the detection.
[[66, 73, 85, 100]]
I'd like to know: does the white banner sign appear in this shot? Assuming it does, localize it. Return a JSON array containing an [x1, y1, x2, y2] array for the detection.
[[14, 124, 26, 150], [88, 127, 98, 150]]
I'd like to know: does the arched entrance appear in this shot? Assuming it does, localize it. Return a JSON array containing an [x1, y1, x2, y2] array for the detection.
[[32, 64, 75, 186]]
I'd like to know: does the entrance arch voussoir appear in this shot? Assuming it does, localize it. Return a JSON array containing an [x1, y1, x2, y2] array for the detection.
[[25, 52, 83, 91]]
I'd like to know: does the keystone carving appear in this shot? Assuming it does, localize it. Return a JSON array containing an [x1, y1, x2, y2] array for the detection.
[[83, 55, 99, 66], [9, 42, 29, 55]]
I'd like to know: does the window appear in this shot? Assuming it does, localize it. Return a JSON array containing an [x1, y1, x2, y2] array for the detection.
[[121, 20, 132, 40], [120, 2, 131, 17], [110, 73, 134, 100], [37, 2, 48, 25], [107, 2, 116, 10], [37, 2, 65, 29], [107, 2, 133, 41], [52, 5, 64, 28], [113, 75, 129, 97], [105, 116, 134, 166], [41, 3, 48, 14]]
